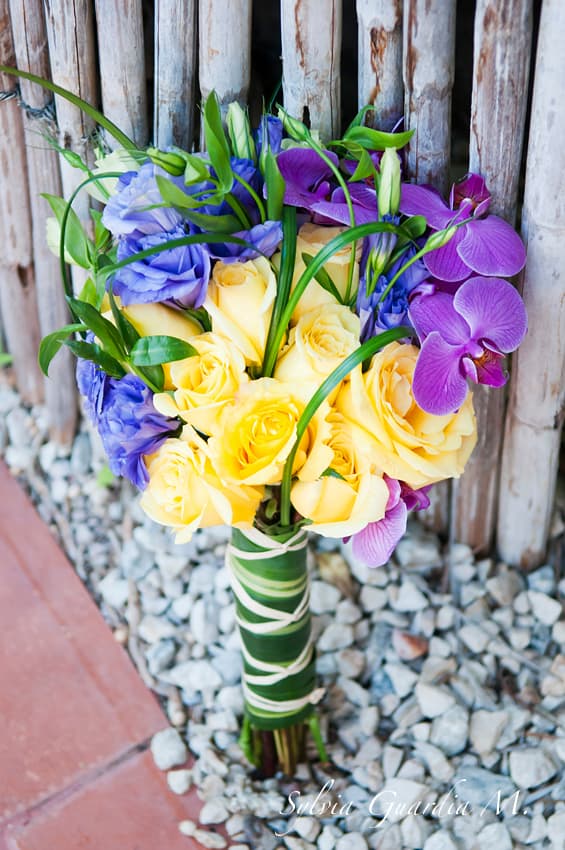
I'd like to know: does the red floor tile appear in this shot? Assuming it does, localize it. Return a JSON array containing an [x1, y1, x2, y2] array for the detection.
[[3, 750, 209, 850], [0, 464, 167, 821]]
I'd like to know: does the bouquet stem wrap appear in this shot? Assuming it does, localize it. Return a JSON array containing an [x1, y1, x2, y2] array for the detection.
[[227, 526, 325, 773]]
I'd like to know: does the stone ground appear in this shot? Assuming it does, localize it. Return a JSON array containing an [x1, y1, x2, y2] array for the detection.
[[1, 372, 564, 850]]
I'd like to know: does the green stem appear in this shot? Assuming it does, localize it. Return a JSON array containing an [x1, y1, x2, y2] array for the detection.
[[232, 172, 267, 223], [262, 205, 297, 376], [224, 191, 252, 228]]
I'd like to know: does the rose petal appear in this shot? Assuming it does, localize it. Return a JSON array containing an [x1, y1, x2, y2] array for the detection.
[[400, 183, 454, 230], [454, 276, 527, 352], [457, 215, 526, 277], [409, 291, 470, 345], [413, 332, 469, 415], [424, 226, 472, 282], [351, 500, 407, 567]]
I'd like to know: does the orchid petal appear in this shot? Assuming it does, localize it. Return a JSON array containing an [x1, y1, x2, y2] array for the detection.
[[413, 332, 469, 415], [385, 475, 402, 511], [450, 173, 490, 214], [424, 226, 472, 282], [400, 183, 454, 230], [409, 291, 470, 345], [310, 199, 376, 225], [400, 483, 431, 512], [454, 276, 527, 352], [277, 148, 339, 209], [351, 500, 407, 567], [457, 215, 526, 277]]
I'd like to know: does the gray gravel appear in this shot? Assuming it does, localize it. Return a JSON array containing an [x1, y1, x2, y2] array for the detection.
[[1, 375, 565, 850]]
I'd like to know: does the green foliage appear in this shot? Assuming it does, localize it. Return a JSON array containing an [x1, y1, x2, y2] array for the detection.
[[129, 335, 197, 367]]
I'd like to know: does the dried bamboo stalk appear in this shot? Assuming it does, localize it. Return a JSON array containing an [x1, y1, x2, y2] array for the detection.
[[498, 0, 565, 568], [94, 0, 147, 147], [403, 0, 455, 535], [0, 0, 43, 403], [9, 0, 78, 443], [281, 0, 342, 141], [402, 0, 456, 196], [356, 0, 403, 130], [199, 0, 252, 119], [452, 0, 533, 554], [154, 0, 197, 150]]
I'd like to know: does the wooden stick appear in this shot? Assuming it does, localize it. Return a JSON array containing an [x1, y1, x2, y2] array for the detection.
[[356, 0, 403, 130], [0, 0, 43, 404], [281, 0, 342, 141], [451, 0, 533, 554], [402, 0, 456, 196], [403, 0, 455, 536], [42, 0, 98, 292], [9, 0, 78, 443], [154, 0, 197, 150], [498, 0, 565, 568], [198, 0, 252, 133], [94, 0, 148, 147]]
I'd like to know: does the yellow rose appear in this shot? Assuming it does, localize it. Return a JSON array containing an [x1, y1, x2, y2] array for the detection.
[[120, 302, 202, 389], [289, 223, 361, 322], [204, 256, 276, 365], [291, 412, 390, 538], [274, 304, 360, 396], [208, 377, 333, 486], [153, 332, 248, 435], [141, 427, 263, 543], [336, 342, 477, 489]]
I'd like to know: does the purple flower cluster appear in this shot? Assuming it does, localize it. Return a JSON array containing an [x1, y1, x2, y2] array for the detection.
[[76, 356, 177, 490]]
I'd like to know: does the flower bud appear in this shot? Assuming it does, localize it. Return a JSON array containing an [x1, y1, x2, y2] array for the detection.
[[146, 147, 186, 176], [226, 102, 256, 162], [425, 225, 457, 252], [377, 148, 401, 218], [277, 107, 310, 143]]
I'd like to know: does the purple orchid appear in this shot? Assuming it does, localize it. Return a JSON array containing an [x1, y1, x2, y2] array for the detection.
[[409, 276, 527, 415], [275, 147, 339, 210], [400, 173, 526, 282], [207, 220, 283, 262], [349, 478, 430, 567]]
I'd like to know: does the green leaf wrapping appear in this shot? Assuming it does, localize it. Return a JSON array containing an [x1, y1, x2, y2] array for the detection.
[[129, 335, 197, 366], [228, 528, 316, 730]]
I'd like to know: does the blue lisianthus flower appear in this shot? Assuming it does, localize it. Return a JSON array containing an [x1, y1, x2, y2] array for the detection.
[[200, 157, 262, 222], [254, 115, 284, 158], [208, 220, 283, 262], [102, 162, 183, 238], [357, 246, 429, 341], [76, 349, 110, 424], [112, 224, 211, 307]]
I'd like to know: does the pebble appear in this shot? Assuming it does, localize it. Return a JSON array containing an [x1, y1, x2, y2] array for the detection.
[[454, 766, 515, 808], [528, 591, 562, 625], [423, 833, 458, 850], [164, 660, 222, 692], [390, 581, 428, 612], [190, 597, 219, 644], [294, 818, 321, 842], [336, 648, 365, 679], [430, 706, 469, 754], [527, 564, 556, 594], [335, 834, 368, 850], [98, 569, 129, 609], [415, 683, 455, 718], [392, 630, 428, 660], [547, 812, 565, 847], [199, 800, 229, 824], [318, 623, 354, 652], [469, 709, 508, 755], [167, 769, 192, 794], [359, 586, 387, 612], [486, 571, 523, 606], [370, 779, 427, 824], [509, 748, 558, 788], [192, 830, 227, 849], [150, 728, 188, 770], [474, 823, 512, 850], [458, 623, 490, 654], [310, 580, 342, 614]]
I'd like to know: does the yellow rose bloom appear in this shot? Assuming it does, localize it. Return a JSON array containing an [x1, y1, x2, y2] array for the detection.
[[208, 377, 333, 486], [336, 341, 477, 489], [141, 427, 263, 543], [291, 413, 390, 538], [289, 223, 361, 322], [204, 256, 276, 365], [153, 332, 248, 435], [274, 304, 360, 397]]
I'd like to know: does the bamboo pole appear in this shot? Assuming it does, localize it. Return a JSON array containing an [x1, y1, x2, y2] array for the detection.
[[452, 0, 533, 554], [497, 0, 565, 568], [356, 0, 403, 130], [199, 0, 252, 126], [94, 0, 147, 147], [154, 0, 197, 150], [281, 0, 342, 141], [402, 0, 456, 536], [9, 0, 78, 443], [402, 0, 456, 196], [0, 0, 43, 404], [42, 0, 97, 292]]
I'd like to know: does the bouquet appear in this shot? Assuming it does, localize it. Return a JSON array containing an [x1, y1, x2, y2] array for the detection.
[[3, 67, 528, 775]]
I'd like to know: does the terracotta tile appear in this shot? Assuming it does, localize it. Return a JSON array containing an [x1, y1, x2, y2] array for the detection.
[[0, 464, 167, 821], [5, 751, 212, 850]]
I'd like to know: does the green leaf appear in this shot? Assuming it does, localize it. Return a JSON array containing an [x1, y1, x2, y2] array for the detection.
[[155, 174, 197, 210], [0, 65, 138, 149], [183, 209, 241, 233], [349, 148, 378, 181], [129, 335, 198, 366], [400, 215, 427, 239], [42, 193, 92, 269], [301, 253, 342, 302], [279, 325, 412, 525], [78, 277, 98, 306], [38, 323, 85, 376], [65, 339, 126, 377], [321, 467, 346, 481], [96, 464, 116, 488], [136, 364, 165, 392], [343, 104, 379, 134], [184, 154, 211, 184], [108, 289, 140, 352], [183, 308, 212, 332], [203, 91, 233, 192], [342, 125, 414, 151], [265, 149, 285, 221], [262, 206, 297, 376], [67, 297, 126, 360], [90, 209, 111, 251]]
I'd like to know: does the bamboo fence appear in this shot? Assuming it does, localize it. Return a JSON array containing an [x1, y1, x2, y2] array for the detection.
[[0, 0, 562, 569]]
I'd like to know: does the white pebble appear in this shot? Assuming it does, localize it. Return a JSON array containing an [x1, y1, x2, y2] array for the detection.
[[310, 580, 341, 614], [167, 768, 192, 795], [390, 581, 428, 612], [192, 830, 227, 849], [318, 623, 354, 652], [415, 683, 456, 718], [528, 590, 562, 625], [199, 799, 229, 824], [335, 833, 368, 850], [423, 832, 458, 850], [509, 748, 558, 788], [150, 727, 188, 770], [469, 709, 508, 755]]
